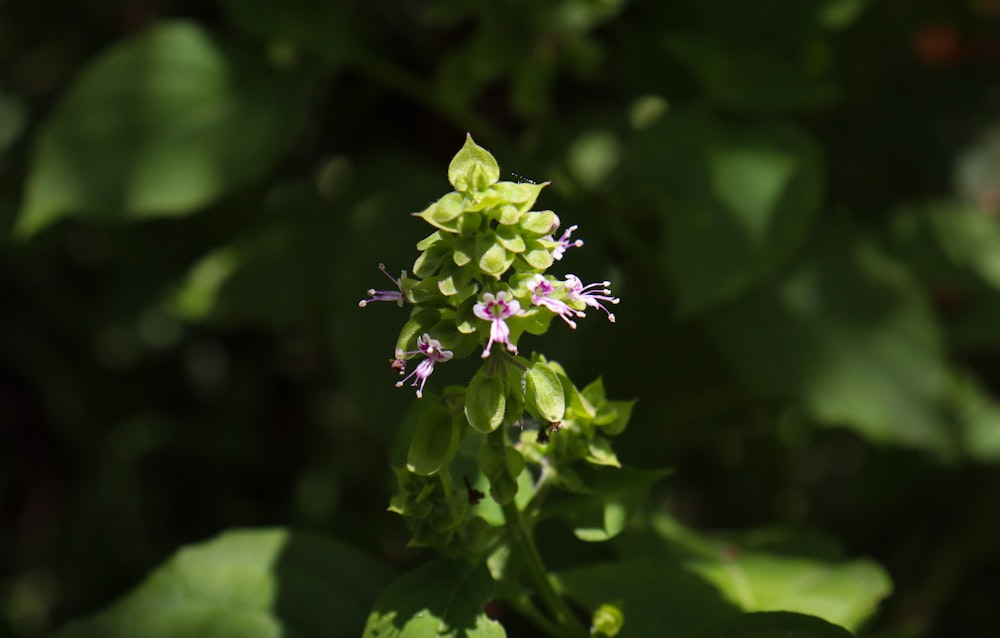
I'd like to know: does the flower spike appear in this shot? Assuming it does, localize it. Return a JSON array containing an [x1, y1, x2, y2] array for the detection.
[[473, 291, 523, 357], [395, 333, 453, 398], [359, 263, 406, 308], [565, 274, 620, 323]]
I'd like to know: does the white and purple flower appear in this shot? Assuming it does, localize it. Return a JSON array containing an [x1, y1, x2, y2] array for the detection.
[[527, 274, 584, 329], [565, 274, 619, 323], [473, 291, 523, 357], [550, 224, 584, 261], [395, 333, 453, 398], [359, 263, 406, 308]]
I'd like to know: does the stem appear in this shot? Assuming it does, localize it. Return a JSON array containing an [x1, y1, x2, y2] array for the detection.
[[502, 500, 588, 638]]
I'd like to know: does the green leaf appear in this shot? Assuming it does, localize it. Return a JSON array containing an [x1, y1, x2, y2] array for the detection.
[[221, 0, 360, 68], [551, 466, 669, 542], [631, 111, 823, 316], [705, 222, 954, 454], [525, 360, 566, 423], [449, 134, 500, 194], [17, 21, 304, 236], [689, 612, 854, 638], [55, 528, 392, 638], [924, 202, 1000, 292], [407, 401, 462, 476], [664, 35, 840, 111], [556, 559, 742, 638], [615, 514, 891, 633], [363, 558, 505, 638], [465, 366, 506, 433]]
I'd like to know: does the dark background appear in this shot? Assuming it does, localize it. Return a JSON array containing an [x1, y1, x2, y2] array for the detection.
[[3, 0, 1000, 636]]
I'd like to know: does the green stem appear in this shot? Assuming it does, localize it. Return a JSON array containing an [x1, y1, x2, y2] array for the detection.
[[502, 500, 588, 638]]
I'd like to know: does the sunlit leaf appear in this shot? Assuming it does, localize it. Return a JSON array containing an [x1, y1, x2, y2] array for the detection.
[[54, 528, 392, 638], [612, 514, 891, 633], [363, 558, 505, 638]]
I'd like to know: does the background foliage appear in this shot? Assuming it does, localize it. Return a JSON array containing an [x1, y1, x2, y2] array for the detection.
[[2, 0, 1000, 636]]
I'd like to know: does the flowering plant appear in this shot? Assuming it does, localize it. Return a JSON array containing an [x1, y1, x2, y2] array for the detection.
[[360, 136, 635, 637]]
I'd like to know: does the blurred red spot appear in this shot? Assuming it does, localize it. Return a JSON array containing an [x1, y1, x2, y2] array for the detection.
[[913, 24, 964, 67]]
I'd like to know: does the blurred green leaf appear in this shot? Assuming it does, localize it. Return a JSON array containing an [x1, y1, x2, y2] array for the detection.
[[950, 375, 1000, 463], [705, 222, 953, 453], [547, 465, 669, 542], [362, 557, 505, 638], [555, 559, 742, 638], [688, 611, 854, 638], [664, 35, 840, 111], [689, 0, 868, 43], [53, 528, 392, 638], [631, 111, 823, 316], [222, 0, 360, 67], [917, 203, 1000, 292], [17, 21, 305, 236]]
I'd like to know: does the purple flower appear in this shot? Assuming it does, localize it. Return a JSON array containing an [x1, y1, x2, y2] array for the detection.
[[550, 224, 584, 261], [527, 274, 583, 329], [473, 291, 523, 357], [359, 263, 405, 308], [565, 274, 620, 323], [395, 333, 453, 398]]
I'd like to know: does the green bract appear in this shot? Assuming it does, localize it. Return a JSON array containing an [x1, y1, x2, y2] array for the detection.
[[449, 133, 501, 194]]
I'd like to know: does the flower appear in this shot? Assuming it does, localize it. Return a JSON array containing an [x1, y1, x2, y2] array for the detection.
[[359, 263, 406, 308], [473, 291, 523, 357], [550, 224, 583, 261], [565, 274, 620, 323], [395, 333, 453, 398], [527, 274, 583, 329]]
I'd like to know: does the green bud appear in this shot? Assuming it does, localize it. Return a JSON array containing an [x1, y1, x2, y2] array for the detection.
[[449, 134, 500, 194], [465, 366, 506, 433], [592, 602, 625, 638], [406, 402, 462, 476], [525, 360, 566, 423]]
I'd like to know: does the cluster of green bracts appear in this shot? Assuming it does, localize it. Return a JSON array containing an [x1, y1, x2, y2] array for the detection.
[[361, 136, 629, 557]]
